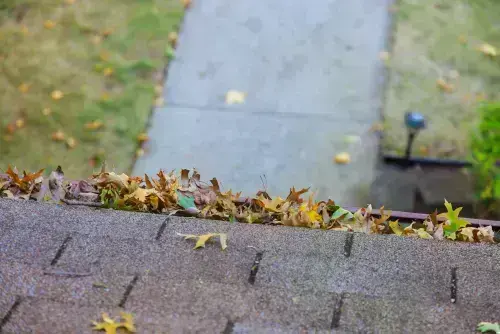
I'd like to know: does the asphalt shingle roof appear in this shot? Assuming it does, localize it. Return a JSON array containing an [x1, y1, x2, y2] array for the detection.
[[1, 198, 499, 333]]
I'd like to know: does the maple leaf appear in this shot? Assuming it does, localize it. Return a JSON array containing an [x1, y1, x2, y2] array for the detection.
[[477, 322, 500, 334], [177, 233, 228, 250], [438, 199, 470, 240], [256, 194, 287, 213], [92, 312, 136, 334]]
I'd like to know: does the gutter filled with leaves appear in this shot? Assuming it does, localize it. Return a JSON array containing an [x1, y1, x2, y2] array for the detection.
[[0, 165, 497, 244]]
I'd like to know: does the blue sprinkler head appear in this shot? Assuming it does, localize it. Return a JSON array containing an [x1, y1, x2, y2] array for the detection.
[[405, 111, 426, 131]]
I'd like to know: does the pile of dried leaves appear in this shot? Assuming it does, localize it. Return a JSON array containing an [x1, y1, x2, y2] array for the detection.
[[0, 165, 496, 243]]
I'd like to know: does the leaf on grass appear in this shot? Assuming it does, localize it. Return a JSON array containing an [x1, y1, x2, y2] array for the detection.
[[477, 322, 500, 334], [51, 130, 65, 141], [177, 232, 228, 250], [103, 67, 113, 76], [51, 90, 64, 100], [85, 121, 104, 130], [18, 83, 30, 93], [66, 137, 77, 149], [92, 312, 136, 333], [436, 78, 454, 93], [44, 20, 56, 29], [165, 45, 175, 60], [15, 119, 25, 128], [477, 43, 497, 57], [181, 0, 192, 9], [137, 133, 149, 142], [225, 90, 246, 105], [168, 32, 178, 47]]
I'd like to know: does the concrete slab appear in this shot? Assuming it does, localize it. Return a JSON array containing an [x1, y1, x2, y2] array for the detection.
[[133, 107, 378, 205], [167, 0, 391, 118]]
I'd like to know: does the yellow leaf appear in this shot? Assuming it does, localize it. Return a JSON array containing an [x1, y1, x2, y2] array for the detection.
[[91, 312, 136, 334], [168, 31, 178, 46], [257, 195, 286, 212], [103, 67, 113, 76], [225, 90, 246, 105], [42, 107, 52, 116], [135, 148, 145, 158], [15, 119, 25, 128], [44, 20, 56, 29], [91, 35, 102, 44], [85, 120, 104, 130], [51, 130, 65, 141], [51, 90, 64, 100], [137, 133, 149, 142], [417, 228, 433, 240], [66, 137, 76, 149], [477, 43, 497, 57], [334, 152, 351, 164], [436, 78, 454, 93], [176, 233, 227, 250], [99, 51, 110, 61], [389, 220, 403, 236], [154, 85, 163, 96], [155, 97, 164, 107], [18, 83, 30, 93]]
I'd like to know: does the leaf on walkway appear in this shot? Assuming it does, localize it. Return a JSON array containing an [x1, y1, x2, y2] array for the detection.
[[177, 232, 228, 250], [92, 312, 136, 333], [225, 90, 246, 105], [477, 322, 500, 334], [334, 152, 351, 164]]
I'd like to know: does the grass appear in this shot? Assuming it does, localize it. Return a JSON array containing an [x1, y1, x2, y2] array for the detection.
[[382, 0, 500, 159], [0, 0, 184, 178]]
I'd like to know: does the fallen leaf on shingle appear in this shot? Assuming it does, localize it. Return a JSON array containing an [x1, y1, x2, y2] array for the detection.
[[225, 90, 246, 105], [51, 130, 65, 141], [177, 232, 228, 250], [85, 120, 103, 130], [477, 43, 497, 57], [44, 20, 56, 29], [436, 78, 454, 93], [92, 312, 136, 333], [18, 83, 30, 93], [334, 152, 351, 164], [51, 90, 64, 100]]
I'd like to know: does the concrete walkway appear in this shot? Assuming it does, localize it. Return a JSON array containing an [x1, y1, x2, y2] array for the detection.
[[2, 199, 500, 333], [134, 0, 393, 206]]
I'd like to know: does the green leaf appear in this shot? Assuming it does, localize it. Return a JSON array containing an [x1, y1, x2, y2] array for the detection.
[[165, 45, 175, 60], [477, 322, 500, 334], [177, 192, 196, 209], [331, 207, 354, 221], [438, 199, 470, 240], [416, 228, 433, 240]]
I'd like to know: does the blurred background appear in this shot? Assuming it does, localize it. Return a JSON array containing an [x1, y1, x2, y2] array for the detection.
[[1, 0, 499, 218]]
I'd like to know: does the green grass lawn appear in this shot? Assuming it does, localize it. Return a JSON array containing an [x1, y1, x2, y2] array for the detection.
[[382, 0, 500, 160], [0, 0, 184, 178]]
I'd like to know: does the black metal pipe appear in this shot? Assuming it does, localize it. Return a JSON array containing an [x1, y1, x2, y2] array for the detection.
[[384, 155, 472, 168]]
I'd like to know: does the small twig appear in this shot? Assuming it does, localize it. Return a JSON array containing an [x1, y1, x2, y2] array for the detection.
[[60, 198, 103, 207], [43, 270, 92, 277]]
